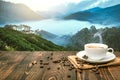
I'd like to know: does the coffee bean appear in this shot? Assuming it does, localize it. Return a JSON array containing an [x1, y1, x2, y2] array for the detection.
[[33, 60, 37, 64], [75, 57, 79, 60], [47, 56, 49, 59], [47, 67, 50, 70], [40, 66, 44, 68], [32, 62, 34, 65], [67, 75, 71, 78], [78, 69, 82, 73], [95, 71, 100, 74], [50, 57, 53, 60], [51, 53, 53, 56], [40, 60, 43, 62], [92, 69, 96, 72], [43, 62, 49, 65], [40, 62, 43, 65], [57, 67, 60, 70], [52, 61, 57, 63]]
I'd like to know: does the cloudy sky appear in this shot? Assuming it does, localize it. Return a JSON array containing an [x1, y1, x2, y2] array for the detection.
[[4, 0, 120, 12]]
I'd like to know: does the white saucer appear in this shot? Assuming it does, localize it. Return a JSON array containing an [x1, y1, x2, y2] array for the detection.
[[76, 51, 116, 63]]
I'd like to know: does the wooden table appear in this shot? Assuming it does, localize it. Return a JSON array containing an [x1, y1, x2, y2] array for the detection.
[[0, 51, 120, 80]]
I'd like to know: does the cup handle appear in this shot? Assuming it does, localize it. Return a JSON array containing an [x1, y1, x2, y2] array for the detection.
[[108, 48, 114, 53]]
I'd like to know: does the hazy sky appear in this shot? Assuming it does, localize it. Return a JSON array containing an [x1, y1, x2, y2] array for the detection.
[[4, 0, 82, 11], [4, 0, 120, 12]]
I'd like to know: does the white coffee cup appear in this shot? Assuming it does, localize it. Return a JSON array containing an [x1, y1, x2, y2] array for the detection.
[[84, 43, 114, 60]]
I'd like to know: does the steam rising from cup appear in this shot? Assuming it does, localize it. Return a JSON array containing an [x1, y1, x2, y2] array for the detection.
[[94, 32, 103, 43]]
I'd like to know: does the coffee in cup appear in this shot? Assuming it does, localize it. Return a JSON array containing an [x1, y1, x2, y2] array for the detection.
[[84, 43, 114, 60]]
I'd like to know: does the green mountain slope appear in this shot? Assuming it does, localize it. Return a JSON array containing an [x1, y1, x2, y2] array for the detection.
[[67, 26, 120, 51], [0, 28, 65, 51]]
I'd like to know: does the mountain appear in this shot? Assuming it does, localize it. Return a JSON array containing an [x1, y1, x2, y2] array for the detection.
[[86, 7, 102, 12], [0, 1, 43, 24], [65, 11, 93, 21], [0, 27, 65, 51], [36, 30, 71, 46], [67, 26, 120, 51], [36, 30, 58, 39], [65, 4, 120, 25]]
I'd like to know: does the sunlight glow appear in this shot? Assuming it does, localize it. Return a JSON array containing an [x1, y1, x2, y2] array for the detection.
[[4, 0, 82, 11]]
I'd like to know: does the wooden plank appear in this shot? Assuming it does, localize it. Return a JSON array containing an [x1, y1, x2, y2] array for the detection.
[[88, 70, 99, 80], [26, 51, 77, 80], [25, 51, 48, 80], [0, 52, 27, 80], [5, 51, 42, 80], [0, 51, 120, 80], [108, 66, 120, 80]]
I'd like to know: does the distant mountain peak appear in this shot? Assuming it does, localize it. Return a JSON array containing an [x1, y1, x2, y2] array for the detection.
[[85, 7, 102, 12], [37, 30, 58, 39], [0, 1, 43, 24], [64, 4, 120, 25]]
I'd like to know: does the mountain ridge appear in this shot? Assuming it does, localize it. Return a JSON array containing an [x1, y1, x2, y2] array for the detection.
[[0, 1, 43, 24], [37, 30, 58, 39], [65, 4, 120, 25]]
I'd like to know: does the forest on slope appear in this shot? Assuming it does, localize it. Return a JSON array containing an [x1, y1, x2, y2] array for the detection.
[[67, 26, 120, 51], [0, 27, 65, 51]]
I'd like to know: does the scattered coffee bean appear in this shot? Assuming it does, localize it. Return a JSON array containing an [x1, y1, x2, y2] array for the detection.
[[51, 53, 53, 56], [57, 67, 60, 70], [47, 67, 51, 70], [52, 61, 57, 63], [33, 60, 37, 64], [40, 62, 43, 65], [75, 57, 79, 60], [32, 62, 34, 65], [95, 71, 100, 74], [52, 60, 61, 63], [50, 57, 53, 60], [43, 62, 49, 65], [47, 56, 50, 59], [80, 71, 82, 73], [62, 61, 65, 63], [67, 75, 71, 78], [82, 55, 88, 59], [78, 69, 82, 73], [92, 69, 97, 72], [40, 60, 43, 62], [40, 66, 44, 68], [63, 63, 65, 66], [58, 60, 61, 63]]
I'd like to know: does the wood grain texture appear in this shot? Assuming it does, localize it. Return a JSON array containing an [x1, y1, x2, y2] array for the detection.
[[0, 51, 120, 80]]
